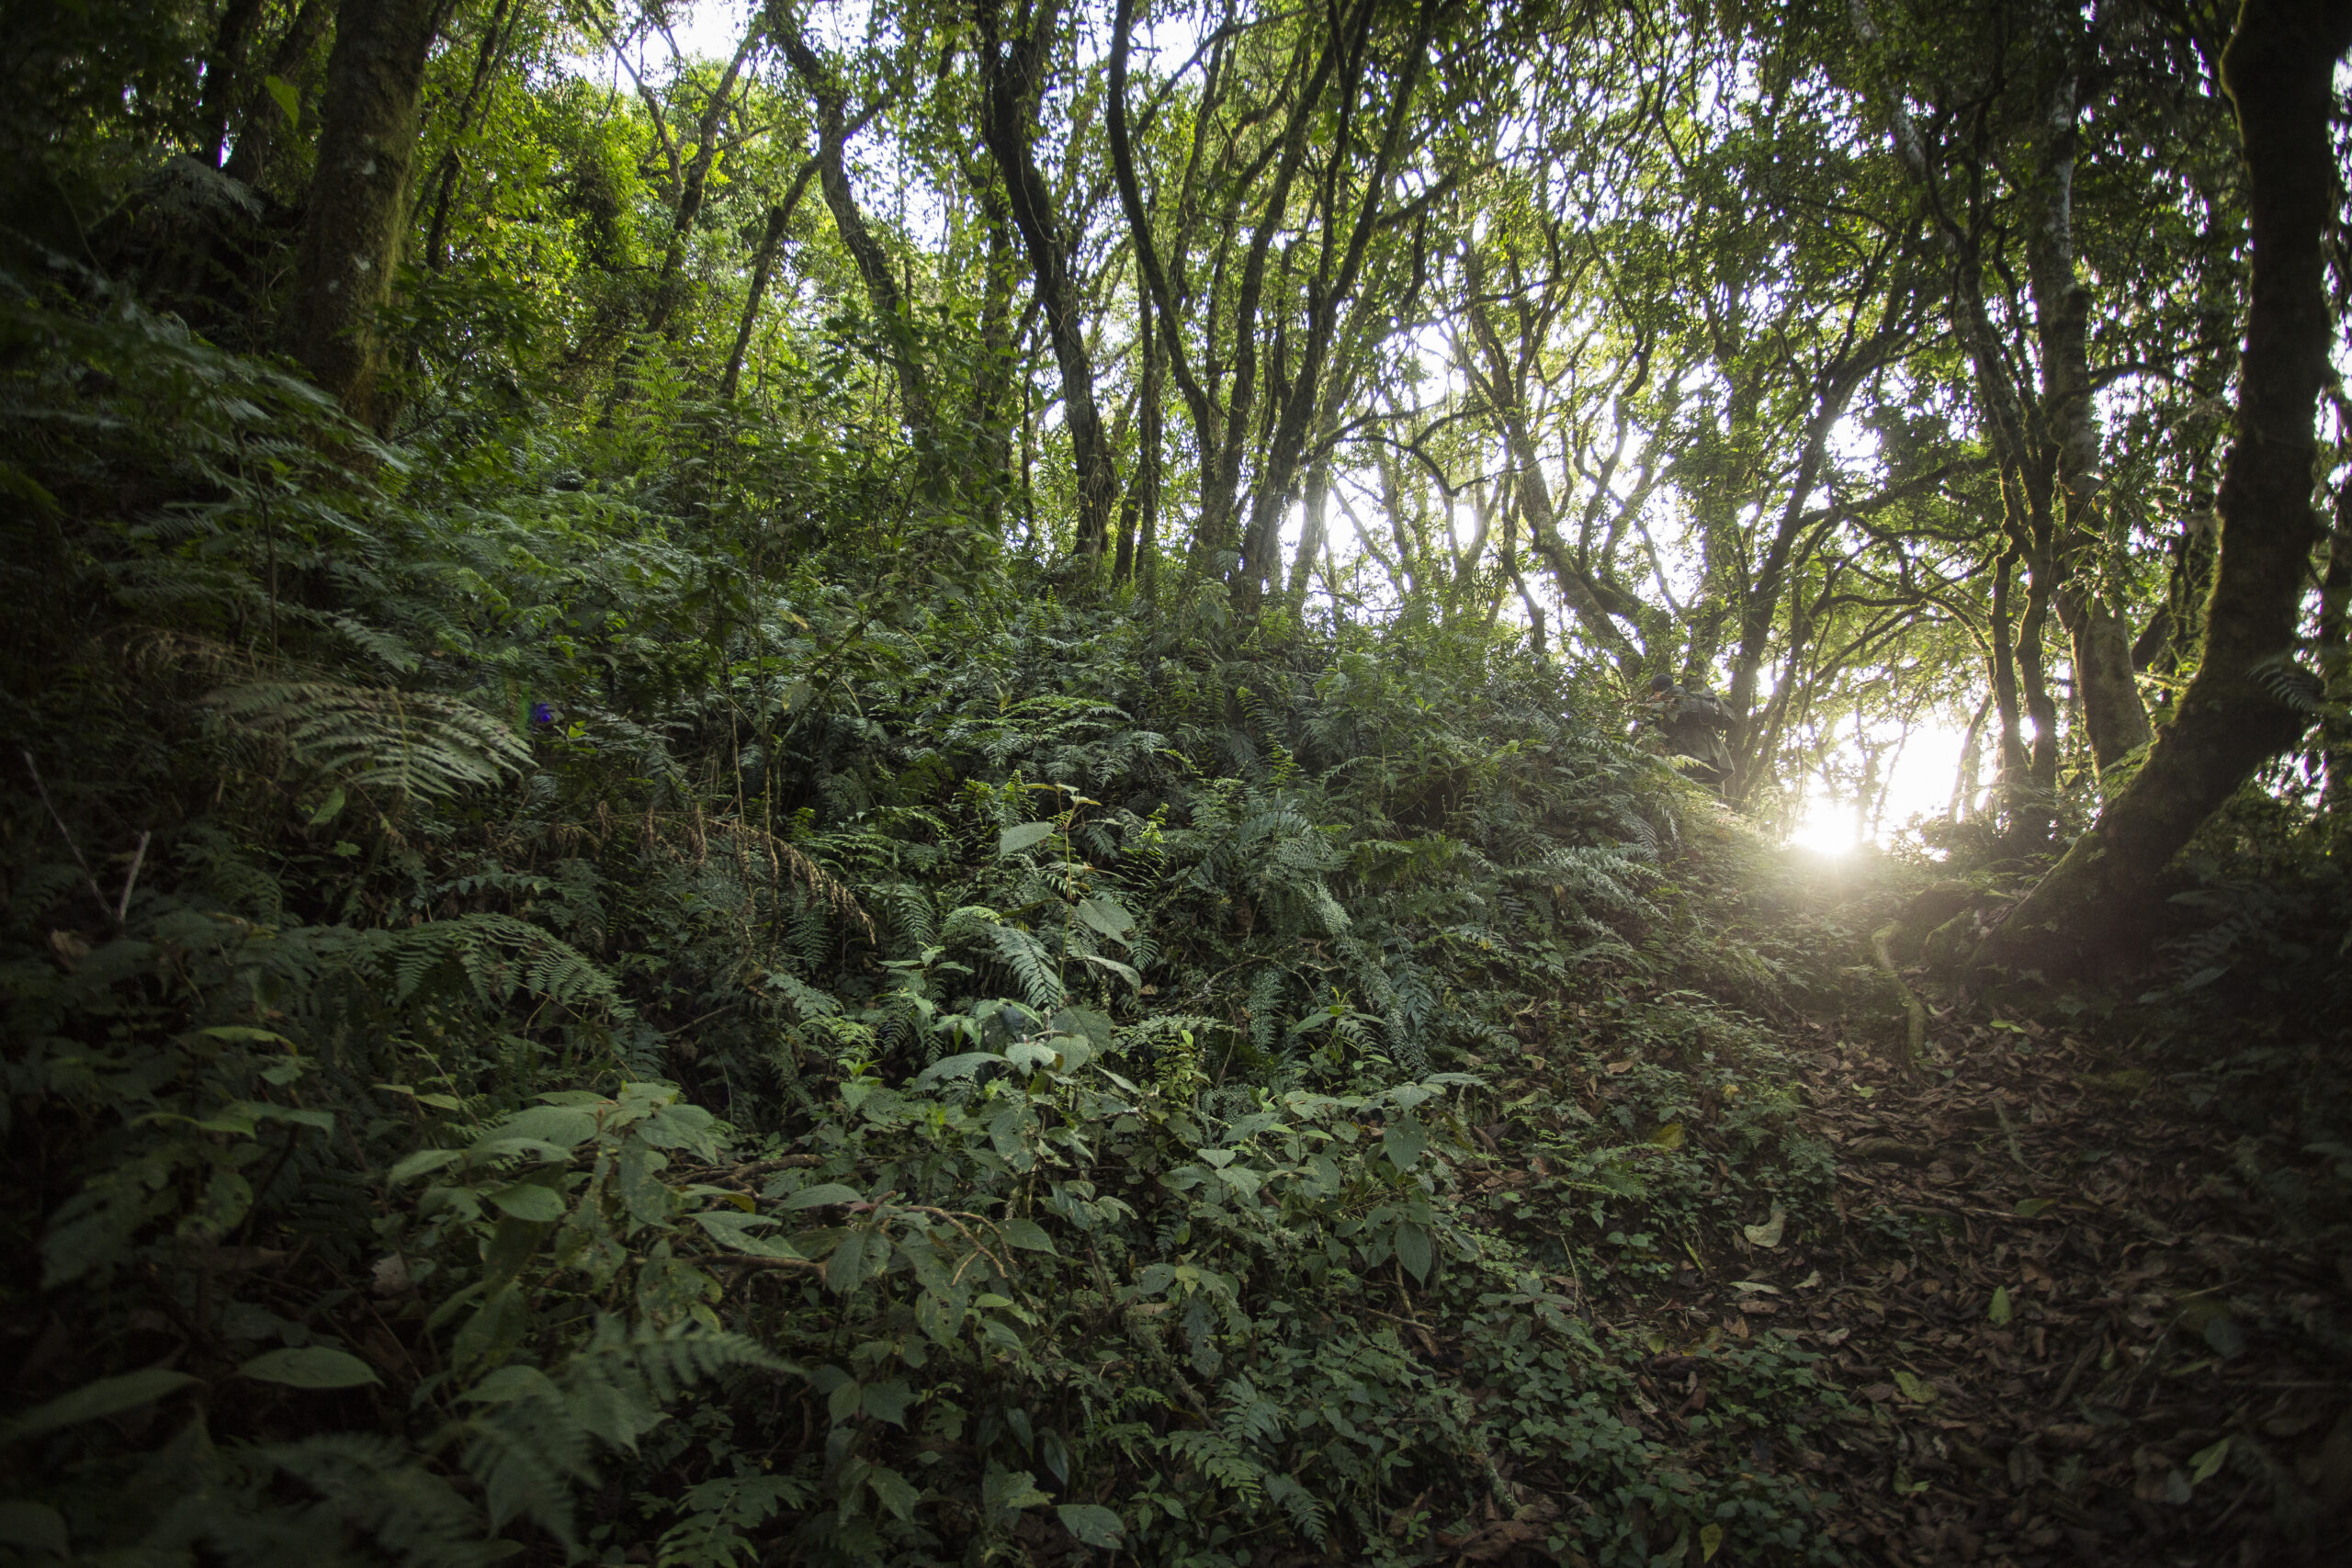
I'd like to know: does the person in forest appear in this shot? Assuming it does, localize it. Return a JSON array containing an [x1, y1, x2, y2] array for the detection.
[[1637, 672, 1736, 795]]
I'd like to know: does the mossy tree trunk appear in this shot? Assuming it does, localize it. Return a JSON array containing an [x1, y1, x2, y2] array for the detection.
[[275, 0, 442, 433], [1974, 0, 2352, 975]]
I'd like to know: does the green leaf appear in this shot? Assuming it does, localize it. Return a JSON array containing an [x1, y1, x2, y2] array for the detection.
[[1988, 1286, 2013, 1325], [237, 1347, 380, 1389], [693, 1210, 800, 1258], [492, 1105, 600, 1149], [997, 1217, 1057, 1254], [1891, 1370, 1936, 1404], [264, 73, 300, 129], [861, 1380, 914, 1427], [383, 1146, 456, 1184], [487, 1181, 568, 1223], [1394, 1221, 1432, 1282], [1649, 1121, 1685, 1149], [1700, 1521, 1724, 1562], [1075, 896, 1135, 943], [0, 1369, 199, 1442], [2015, 1198, 2057, 1217], [2190, 1437, 2232, 1483], [1056, 1504, 1125, 1549], [782, 1182, 863, 1209], [2202, 1314, 2246, 1358], [0, 1501, 69, 1555], [999, 821, 1057, 854], [307, 785, 347, 827], [868, 1463, 922, 1520], [1384, 1112, 1428, 1171], [1076, 950, 1142, 989], [828, 1227, 875, 1294]]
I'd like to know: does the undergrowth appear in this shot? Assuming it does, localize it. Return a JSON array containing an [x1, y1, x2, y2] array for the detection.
[[0, 286, 1860, 1565]]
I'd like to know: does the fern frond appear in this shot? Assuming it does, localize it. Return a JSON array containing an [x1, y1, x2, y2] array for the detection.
[[207, 680, 529, 802]]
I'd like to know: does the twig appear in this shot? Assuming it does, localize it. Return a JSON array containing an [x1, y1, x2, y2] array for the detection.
[[21, 750, 114, 924], [2048, 1331, 2103, 1410], [116, 830, 150, 924]]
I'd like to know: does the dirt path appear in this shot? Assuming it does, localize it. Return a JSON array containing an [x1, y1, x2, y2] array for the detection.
[[1749, 1000, 2352, 1566]]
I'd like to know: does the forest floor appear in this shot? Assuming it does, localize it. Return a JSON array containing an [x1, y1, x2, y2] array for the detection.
[[1605, 861, 2352, 1568]]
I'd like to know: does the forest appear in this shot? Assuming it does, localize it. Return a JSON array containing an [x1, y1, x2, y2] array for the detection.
[[2, 0, 2350, 1562]]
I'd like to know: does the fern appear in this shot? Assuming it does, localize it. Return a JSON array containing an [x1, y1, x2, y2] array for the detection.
[[263, 1433, 510, 1568], [985, 921, 1065, 1013], [206, 680, 530, 802], [1161, 1427, 1266, 1503], [369, 912, 629, 1016], [457, 1319, 793, 1554]]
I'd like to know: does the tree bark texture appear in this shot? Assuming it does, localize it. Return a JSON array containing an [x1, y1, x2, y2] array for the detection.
[[276, 0, 441, 432], [1973, 0, 2351, 974], [977, 0, 1117, 569]]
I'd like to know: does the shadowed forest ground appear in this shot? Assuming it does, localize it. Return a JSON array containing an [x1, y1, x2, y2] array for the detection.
[[1525, 854, 2352, 1568]]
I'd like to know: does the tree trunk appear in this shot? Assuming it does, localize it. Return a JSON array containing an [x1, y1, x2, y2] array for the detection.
[[773, 11, 935, 446], [976, 0, 1117, 572], [1973, 0, 2350, 974], [2321, 455, 2352, 833], [720, 163, 817, 399], [275, 0, 442, 433], [2025, 31, 2154, 782], [647, 22, 763, 342]]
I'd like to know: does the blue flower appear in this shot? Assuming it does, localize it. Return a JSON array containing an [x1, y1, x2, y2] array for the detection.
[[530, 702, 556, 726]]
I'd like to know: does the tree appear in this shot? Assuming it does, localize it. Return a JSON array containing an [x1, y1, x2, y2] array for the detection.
[[1974, 0, 2352, 974], [276, 0, 444, 431]]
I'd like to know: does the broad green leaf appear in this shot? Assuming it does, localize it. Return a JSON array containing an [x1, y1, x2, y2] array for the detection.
[[2015, 1198, 2057, 1217], [0, 1502, 68, 1555], [1988, 1286, 2013, 1325], [307, 785, 346, 826], [693, 1210, 800, 1258], [462, 1365, 561, 1404], [1076, 950, 1142, 989], [827, 1376, 864, 1424], [999, 821, 1056, 854], [869, 1463, 922, 1520], [1057, 1504, 1125, 1549], [387, 1146, 461, 1182], [1700, 1522, 1724, 1562], [1384, 1112, 1428, 1171], [997, 1217, 1057, 1254], [828, 1227, 875, 1294], [861, 1380, 914, 1427], [1649, 1122, 1685, 1150], [486, 1182, 568, 1223], [237, 1347, 380, 1389], [1074, 896, 1135, 942], [783, 1182, 863, 1209], [0, 1369, 198, 1442], [1891, 1370, 1935, 1404], [492, 1105, 600, 1149], [263, 73, 300, 129], [2190, 1437, 2232, 1483], [1394, 1221, 1433, 1282]]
